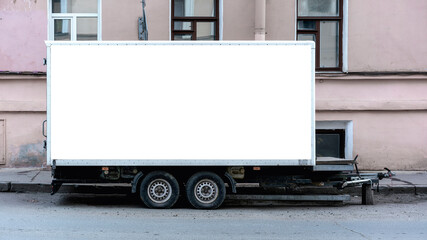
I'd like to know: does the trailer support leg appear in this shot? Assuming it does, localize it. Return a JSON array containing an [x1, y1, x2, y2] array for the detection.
[[362, 183, 374, 205]]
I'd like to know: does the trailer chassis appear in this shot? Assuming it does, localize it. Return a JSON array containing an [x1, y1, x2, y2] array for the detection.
[[50, 159, 394, 208]]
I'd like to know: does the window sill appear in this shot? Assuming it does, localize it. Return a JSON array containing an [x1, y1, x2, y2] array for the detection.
[[315, 72, 346, 78]]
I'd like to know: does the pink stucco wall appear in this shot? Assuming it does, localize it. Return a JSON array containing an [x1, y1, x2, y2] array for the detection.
[[316, 75, 427, 170], [0, 0, 47, 72], [104, 0, 296, 41], [1, 0, 427, 72], [3, 111, 47, 167], [0, 0, 426, 169], [316, 75, 427, 111], [348, 0, 427, 72], [0, 75, 46, 167], [317, 110, 427, 170]]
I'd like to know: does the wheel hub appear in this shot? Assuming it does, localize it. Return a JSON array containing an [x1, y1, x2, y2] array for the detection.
[[194, 179, 218, 204], [148, 179, 172, 203]]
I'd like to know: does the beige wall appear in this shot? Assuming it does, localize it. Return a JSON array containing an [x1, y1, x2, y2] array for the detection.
[[102, 0, 169, 40], [102, 0, 141, 40], [223, 0, 295, 40], [0, 75, 46, 167], [348, 0, 427, 72], [145, 0, 170, 40], [223, 0, 255, 40], [102, 0, 296, 41], [265, 0, 295, 40]]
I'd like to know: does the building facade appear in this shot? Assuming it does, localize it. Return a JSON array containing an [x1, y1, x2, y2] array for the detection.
[[0, 0, 426, 169]]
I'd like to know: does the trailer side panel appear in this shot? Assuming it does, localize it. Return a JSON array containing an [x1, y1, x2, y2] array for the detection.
[[47, 41, 315, 166]]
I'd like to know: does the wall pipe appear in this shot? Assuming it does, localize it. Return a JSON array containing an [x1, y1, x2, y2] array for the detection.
[[255, 0, 266, 40]]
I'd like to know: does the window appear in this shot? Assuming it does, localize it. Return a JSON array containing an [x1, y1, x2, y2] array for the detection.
[[49, 0, 101, 41], [172, 0, 219, 40], [316, 129, 345, 158], [297, 0, 342, 71]]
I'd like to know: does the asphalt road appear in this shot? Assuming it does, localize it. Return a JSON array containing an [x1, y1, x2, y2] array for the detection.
[[0, 192, 426, 240]]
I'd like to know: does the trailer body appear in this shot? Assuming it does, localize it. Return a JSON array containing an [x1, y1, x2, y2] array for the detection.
[[46, 41, 315, 167]]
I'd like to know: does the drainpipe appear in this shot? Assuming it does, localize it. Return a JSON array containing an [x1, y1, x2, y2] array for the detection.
[[255, 0, 266, 40]]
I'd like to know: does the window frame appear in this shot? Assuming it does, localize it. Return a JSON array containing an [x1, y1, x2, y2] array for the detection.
[[48, 0, 102, 41], [297, 0, 343, 71], [171, 0, 220, 41]]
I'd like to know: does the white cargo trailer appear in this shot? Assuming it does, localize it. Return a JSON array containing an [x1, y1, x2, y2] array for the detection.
[[45, 41, 390, 208]]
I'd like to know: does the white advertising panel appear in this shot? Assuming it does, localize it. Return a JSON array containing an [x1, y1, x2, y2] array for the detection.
[[47, 41, 315, 166]]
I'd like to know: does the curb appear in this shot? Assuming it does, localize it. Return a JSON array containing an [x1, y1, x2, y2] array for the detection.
[[5, 183, 132, 194], [0, 182, 11, 192], [377, 186, 427, 195], [293, 186, 427, 195], [10, 183, 52, 193]]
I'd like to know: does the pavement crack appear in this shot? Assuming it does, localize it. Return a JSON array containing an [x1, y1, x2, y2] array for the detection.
[[334, 221, 371, 240], [30, 171, 41, 182]]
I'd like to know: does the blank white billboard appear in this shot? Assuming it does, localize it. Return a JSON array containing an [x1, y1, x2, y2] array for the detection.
[[47, 41, 315, 166]]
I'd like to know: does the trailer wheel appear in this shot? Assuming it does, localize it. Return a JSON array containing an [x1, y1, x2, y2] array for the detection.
[[185, 172, 226, 209], [139, 171, 180, 209]]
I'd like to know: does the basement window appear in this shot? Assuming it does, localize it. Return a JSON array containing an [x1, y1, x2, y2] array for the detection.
[[316, 129, 345, 158], [316, 120, 353, 159]]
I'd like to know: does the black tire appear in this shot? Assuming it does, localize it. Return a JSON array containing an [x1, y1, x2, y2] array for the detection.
[[139, 171, 180, 209], [185, 172, 226, 209]]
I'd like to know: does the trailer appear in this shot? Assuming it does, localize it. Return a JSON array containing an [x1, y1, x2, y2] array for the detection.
[[45, 41, 392, 209]]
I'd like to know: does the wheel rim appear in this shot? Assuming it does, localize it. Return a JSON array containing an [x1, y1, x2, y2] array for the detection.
[[194, 179, 218, 204], [147, 179, 172, 204]]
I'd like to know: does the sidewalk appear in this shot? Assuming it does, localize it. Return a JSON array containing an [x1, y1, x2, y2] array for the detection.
[[0, 167, 53, 193], [1, 167, 426, 194]]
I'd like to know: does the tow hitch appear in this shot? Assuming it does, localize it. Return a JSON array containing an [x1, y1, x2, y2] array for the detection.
[[336, 168, 395, 205]]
